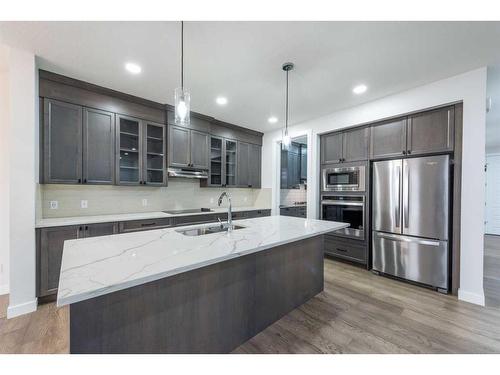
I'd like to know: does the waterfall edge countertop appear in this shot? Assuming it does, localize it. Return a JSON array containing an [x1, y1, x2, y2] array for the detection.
[[35, 206, 271, 228], [57, 216, 348, 307]]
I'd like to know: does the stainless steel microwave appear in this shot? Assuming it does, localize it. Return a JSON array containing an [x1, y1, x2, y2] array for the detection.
[[322, 165, 365, 192]]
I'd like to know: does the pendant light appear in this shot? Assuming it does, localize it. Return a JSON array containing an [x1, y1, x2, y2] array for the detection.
[[175, 21, 190, 126], [282, 62, 294, 149]]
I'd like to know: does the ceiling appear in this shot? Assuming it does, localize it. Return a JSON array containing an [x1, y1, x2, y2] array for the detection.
[[2, 21, 500, 132]]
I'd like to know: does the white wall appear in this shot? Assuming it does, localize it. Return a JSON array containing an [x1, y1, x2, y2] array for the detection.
[[262, 68, 487, 306], [0, 47, 10, 296], [6, 47, 38, 318]]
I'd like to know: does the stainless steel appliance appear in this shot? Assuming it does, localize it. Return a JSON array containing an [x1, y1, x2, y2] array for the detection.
[[372, 155, 450, 292], [322, 165, 365, 192], [168, 167, 208, 179], [321, 195, 365, 240]]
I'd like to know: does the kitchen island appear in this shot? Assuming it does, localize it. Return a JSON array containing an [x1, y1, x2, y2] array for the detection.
[[57, 216, 348, 353]]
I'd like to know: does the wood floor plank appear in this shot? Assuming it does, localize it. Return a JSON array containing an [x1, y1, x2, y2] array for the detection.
[[2, 258, 500, 354]]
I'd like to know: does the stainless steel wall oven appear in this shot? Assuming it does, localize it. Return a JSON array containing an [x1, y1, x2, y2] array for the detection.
[[321, 195, 365, 240]]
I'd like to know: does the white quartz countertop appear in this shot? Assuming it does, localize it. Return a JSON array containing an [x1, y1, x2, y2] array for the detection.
[[36, 206, 271, 228], [57, 216, 348, 307]]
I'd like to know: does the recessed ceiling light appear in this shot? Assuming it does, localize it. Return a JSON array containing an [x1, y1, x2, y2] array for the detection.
[[268, 116, 278, 124], [353, 84, 367, 95], [216, 97, 228, 105], [125, 62, 142, 74]]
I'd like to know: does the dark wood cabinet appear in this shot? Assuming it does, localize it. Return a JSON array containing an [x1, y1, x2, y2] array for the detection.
[[321, 132, 343, 164], [207, 136, 224, 187], [249, 143, 262, 188], [407, 107, 454, 156], [83, 108, 115, 184], [37, 223, 117, 297], [168, 125, 209, 170], [237, 142, 262, 188], [224, 139, 238, 187], [321, 127, 369, 164], [324, 235, 366, 264], [343, 127, 370, 162], [43, 99, 83, 184], [370, 118, 407, 159], [190, 130, 209, 169], [280, 206, 307, 218], [116, 115, 167, 186]]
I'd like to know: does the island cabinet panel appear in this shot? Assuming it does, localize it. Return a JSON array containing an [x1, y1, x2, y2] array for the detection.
[[407, 106, 454, 156], [38, 223, 118, 297], [83, 108, 115, 184], [370, 118, 407, 159], [69, 235, 323, 354], [43, 99, 83, 184]]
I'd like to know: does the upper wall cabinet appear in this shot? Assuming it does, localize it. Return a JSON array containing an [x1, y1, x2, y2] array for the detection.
[[43, 99, 83, 184], [321, 127, 369, 164], [369, 106, 454, 159], [83, 108, 115, 184], [407, 106, 454, 156], [370, 118, 407, 159], [168, 125, 209, 170], [237, 141, 262, 188], [43, 99, 116, 185], [116, 114, 167, 186]]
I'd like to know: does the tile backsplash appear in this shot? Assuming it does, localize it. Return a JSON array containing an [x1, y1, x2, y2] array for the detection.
[[40, 180, 272, 218], [280, 187, 307, 206]]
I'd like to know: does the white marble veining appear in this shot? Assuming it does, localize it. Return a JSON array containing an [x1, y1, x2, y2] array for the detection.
[[36, 206, 271, 228], [57, 216, 348, 306]]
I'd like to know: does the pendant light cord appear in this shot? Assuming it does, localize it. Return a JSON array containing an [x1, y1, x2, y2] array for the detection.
[[181, 21, 184, 90], [285, 69, 289, 134]]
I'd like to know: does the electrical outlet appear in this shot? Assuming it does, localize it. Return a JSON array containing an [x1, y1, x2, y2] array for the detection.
[[210, 197, 214, 204], [244, 197, 248, 203], [49, 201, 58, 210], [142, 199, 148, 207], [81, 200, 88, 209]]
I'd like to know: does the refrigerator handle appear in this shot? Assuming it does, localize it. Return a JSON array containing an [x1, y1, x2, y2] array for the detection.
[[395, 165, 401, 230], [403, 160, 409, 229], [376, 232, 441, 247]]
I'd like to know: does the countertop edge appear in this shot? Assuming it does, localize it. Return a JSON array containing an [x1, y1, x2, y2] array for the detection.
[[56, 222, 348, 307]]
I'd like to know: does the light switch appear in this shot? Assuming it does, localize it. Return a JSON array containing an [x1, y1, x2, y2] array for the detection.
[[81, 200, 88, 209], [49, 201, 58, 210]]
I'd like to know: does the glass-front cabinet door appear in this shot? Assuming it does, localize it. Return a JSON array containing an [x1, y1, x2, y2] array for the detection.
[[143, 122, 166, 186], [117, 115, 142, 185], [224, 139, 237, 187], [208, 136, 223, 186]]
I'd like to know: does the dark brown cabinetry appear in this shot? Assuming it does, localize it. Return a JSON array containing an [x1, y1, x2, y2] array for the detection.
[[369, 107, 454, 159], [83, 108, 115, 184], [37, 223, 118, 297], [321, 127, 369, 164], [168, 126, 209, 170], [116, 115, 166, 186], [407, 107, 454, 156], [43, 99, 83, 184]]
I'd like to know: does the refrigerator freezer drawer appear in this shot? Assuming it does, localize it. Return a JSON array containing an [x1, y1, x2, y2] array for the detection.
[[372, 231, 448, 290]]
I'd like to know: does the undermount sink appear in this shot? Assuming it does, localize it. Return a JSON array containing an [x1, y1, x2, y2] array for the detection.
[[176, 224, 245, 236]]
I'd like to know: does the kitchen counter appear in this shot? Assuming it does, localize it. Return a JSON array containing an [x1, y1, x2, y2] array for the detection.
[[36, 206, 271, 228], [57, 216, 347, 307]]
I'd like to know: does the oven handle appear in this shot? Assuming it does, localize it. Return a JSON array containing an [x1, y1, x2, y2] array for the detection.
[[321, 201, 364, 206]]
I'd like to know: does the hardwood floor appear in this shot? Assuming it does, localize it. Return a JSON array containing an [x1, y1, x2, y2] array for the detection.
[[484, 235, 500, 308], [2, 258, 500, 354]]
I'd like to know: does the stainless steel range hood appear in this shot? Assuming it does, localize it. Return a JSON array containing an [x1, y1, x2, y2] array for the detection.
[[168, 167, 208, 179]]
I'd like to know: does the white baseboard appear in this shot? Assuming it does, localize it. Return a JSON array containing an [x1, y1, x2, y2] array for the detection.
[[0, 283, 8, 296], [458, 288, 485, 306], [7, 298, 37, 318]]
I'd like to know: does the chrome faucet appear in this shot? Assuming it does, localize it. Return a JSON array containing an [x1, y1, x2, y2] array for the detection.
[[218, 191, 233, 231]]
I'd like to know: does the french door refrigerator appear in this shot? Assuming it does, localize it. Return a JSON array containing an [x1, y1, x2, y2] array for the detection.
[[372, 154, 450, 292]]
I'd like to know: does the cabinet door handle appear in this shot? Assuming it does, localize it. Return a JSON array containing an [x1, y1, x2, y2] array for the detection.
[[78, 178, 82, 183], [407, 150, 412, 154], [336, 248, 348, 253], [141, 222, 156, 227], [402, 150, 406, 155], [83, 179, 87, 184], [85, 225, 89, 231]]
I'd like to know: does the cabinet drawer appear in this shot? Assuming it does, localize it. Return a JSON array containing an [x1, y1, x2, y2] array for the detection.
[[246, 209, 271, 218], [324, 236, 366, 263], [119, 218, 173, 233]]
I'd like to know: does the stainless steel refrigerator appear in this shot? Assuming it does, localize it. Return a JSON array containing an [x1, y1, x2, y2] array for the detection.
[[372, 154, 450, 292]]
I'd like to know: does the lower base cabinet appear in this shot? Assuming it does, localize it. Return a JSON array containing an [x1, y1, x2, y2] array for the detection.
[[324, 235, 367, 265], [36, 209, 271, 299], [37, 223, 118, 298]]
